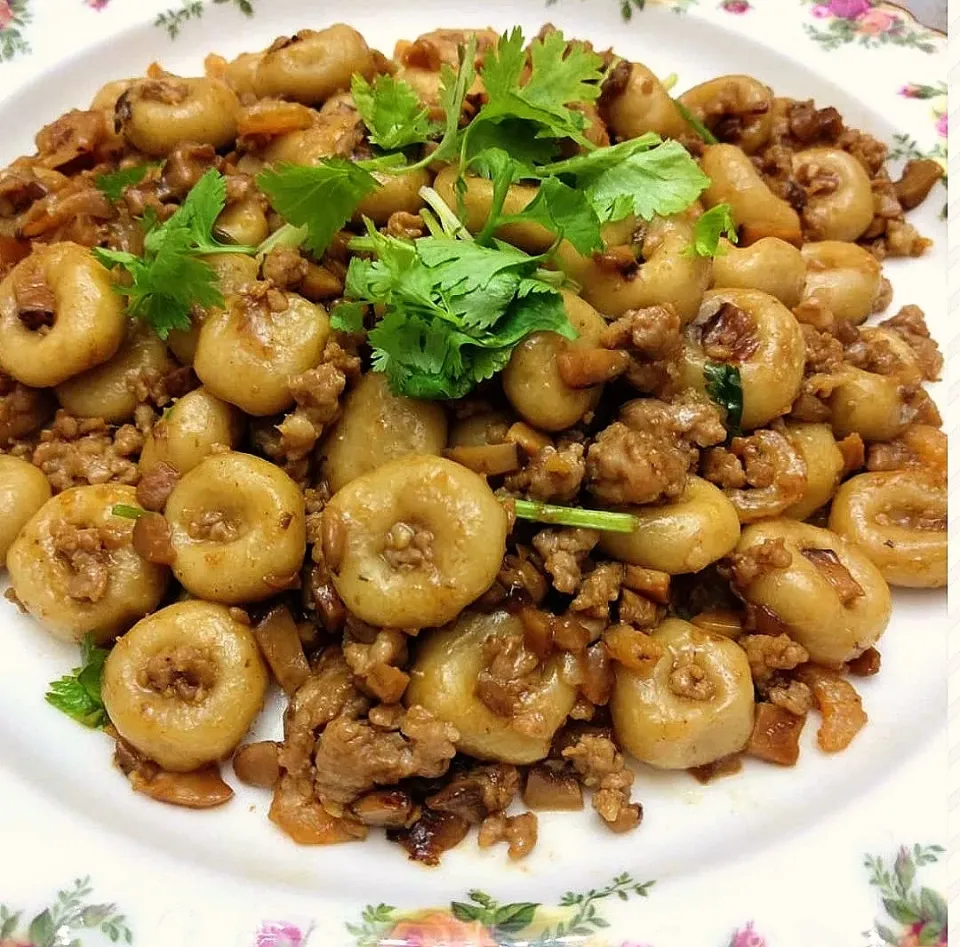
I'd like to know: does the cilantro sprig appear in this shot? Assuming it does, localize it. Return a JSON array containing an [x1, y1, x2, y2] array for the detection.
[[45, 635, 110, 729], [512, 499, 639, 533], [674, 99, 719, 144], [257, 159, 380, 258], [257, 38, 478, 258], [539, 135, 710, 223], [461, 28, 605, 159], [93, 170, 256, 339], [336, 187, 575, 400], [111, 503, 147, 520], [351, 73, 439, 151], [688, 203, 737, 257], [95, 163, 156, 203], [704, 361, 743, 433]]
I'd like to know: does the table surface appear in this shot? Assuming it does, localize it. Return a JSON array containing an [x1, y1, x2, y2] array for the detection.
[[903, 0, 946, 30]]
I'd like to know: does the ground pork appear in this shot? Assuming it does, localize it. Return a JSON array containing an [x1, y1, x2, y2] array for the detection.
[[571, 562, 623, 618], [766, 678, 814, 717], [263, 342, 361, 485], [342, 626, 410, 704], [426, 763, 520, 823], [278, 647, 369, 779], [128, 363, 196, 412], [51, 518, 128, 602], [261, 246, 309, 290], [140, 645, 216, 702], [382, 521, 434, 571], [0, 371, 51, 445], [475, 631, 541, 719], [724, 538, 792, 587], [35, 108, 115, 169], [879, 305, 943, 380], [668, 654, 715, 701], [160, 143, 220, 199], [618, 589, 659, 628], [475, 545, 549, 609], [477, 811, 538, 860], [562, 732, 642, 833], [799, 324, 845, 373], [313, 705, 458, 806], [386, 210, 426, 240], [503, 440, 586, 503], [14, 411, 142, 493], [740, 634, 809, 686], [599, 304, 683, 393], [586, 422, 691, 506], [866, 423, 945, 477], [701, 429, 807, 519], [186, 509, 240, 543], [532, 527, 599, 594]]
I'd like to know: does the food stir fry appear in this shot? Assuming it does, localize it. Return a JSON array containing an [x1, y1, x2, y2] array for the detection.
[[0, 22, 945, 864]]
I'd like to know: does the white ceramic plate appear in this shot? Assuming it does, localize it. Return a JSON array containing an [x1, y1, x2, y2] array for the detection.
[[0, 2, 948, 945]]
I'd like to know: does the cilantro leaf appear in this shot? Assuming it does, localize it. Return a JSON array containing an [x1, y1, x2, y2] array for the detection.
[[466, 148, 602, 254], [93, 169, 255, 339], [674, 99, 719, 144], [704, 361, 743, 432], [95, 164, 153, 203], [688, 203, 737, 257], [525, 29, 605, 116], [425, 37, 478, 167], [329, 301, 367, 334], [505, 177, 602, 255], [345, 200, 575, 399], [45, 635, 110, 729], [463, 119, 559, 168], [464, 28, 604, 157], [257, 159, 379, 257], [351, 73, 438, 151], [552, 138, 710, 223]]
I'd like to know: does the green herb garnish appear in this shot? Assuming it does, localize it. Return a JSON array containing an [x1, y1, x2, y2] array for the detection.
[[45, 635, 110, 729], [674, 99, 719, 144], [256, 39, 478, 257], [688, 203, 738, 257], [95, 164, 154, 203], [461, 28, 605, 158], [343, 186, 574, 399], [111, 504, 147, 519], [351, 73, 439, 151], [540, 136, 711, 224], [257, 159, 380, 258], [469, 148, 603, 254], [512, 499, 639, 533], [704, 361, 743, 432], [93, 169, 256, 339]]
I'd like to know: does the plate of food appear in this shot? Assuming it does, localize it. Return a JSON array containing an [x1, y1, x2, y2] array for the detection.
[[0, 1, 948, 945]]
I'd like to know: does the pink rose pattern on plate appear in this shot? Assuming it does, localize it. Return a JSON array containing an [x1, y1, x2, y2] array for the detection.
[[802, 0, 939, 50]]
